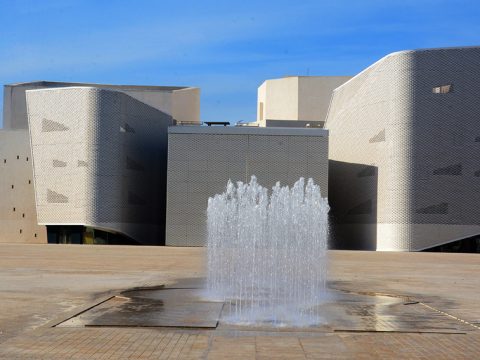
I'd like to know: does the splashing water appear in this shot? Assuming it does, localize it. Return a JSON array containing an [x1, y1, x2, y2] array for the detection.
[[206, 176, 329, 326]]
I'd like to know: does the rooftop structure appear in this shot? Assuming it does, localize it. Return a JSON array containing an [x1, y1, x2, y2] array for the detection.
[[256, 76, 351, 128], [3, 81, 200, 129]]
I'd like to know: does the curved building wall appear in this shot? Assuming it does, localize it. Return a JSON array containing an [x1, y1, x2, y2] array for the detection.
[[26, 87, 172, 245], [327, 47, 480, 251], [5, 81, 200, 129]]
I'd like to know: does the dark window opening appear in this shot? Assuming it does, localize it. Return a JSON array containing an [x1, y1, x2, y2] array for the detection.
[[433, 163, 462, 176], [26, 157, 29, 161], [416, 202, 449, 214], [22, 213, 25, 218], [19, 229, 22, 234], [34, 233, 37, 238], [28, 180, 31, 184], [47, 226, 140, 245], [13, 207, 15, 212], [16, 155, 19, 159], [11, 185, 14, 189]]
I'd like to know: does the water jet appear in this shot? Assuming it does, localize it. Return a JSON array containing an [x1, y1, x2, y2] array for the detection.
[[206, 176, 329, 326]]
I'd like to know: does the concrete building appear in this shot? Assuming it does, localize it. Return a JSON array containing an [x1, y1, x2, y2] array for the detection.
[[256, 76, 350, 127], [4, 47, 480, 252], [166, 126, 329, 246], [0, 81, 200, 245], [0, 130, 47, 243], [326, 46, 480, 251]]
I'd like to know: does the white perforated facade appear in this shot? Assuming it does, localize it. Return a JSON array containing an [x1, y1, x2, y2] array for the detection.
[[166, 126, 329, 246], [326, 47, 480, 251], [26, 87, 172, 244]]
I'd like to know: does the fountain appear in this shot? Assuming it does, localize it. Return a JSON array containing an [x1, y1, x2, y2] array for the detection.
[[206, 176, 329, 326]]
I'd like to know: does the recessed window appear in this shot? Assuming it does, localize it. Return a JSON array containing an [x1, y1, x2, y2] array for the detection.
[[28, 180, 31, 184], [26, 157, 29, 161], [11, 185, 14, 189], [432, 84, 453, 94], [42, 118, 69, 132], [52, 159, 67, 167], [34, 233, 37, 238], [22, 213, 25, 218], [16, 155, 19, 159], [120, 123, 135, 133], [19, 229, 22, 234], [13, 207, 15, 212]]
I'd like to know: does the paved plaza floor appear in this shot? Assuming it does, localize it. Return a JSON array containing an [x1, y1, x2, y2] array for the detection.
[[0, 244, 479, 359]]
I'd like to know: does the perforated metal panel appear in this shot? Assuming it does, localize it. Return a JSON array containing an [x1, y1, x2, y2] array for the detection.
[[166, 127, 328, 246], [27, 87, 172, 245], [326, 47, 480, 251]]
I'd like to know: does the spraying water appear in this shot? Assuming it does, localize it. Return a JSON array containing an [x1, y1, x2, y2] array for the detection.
[[206, 176, 329, 326]]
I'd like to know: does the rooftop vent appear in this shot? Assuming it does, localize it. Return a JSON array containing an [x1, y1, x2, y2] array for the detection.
[[204, 121, 230, 127]]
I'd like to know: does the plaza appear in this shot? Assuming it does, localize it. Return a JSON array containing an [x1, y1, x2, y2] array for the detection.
[[0, 243, 479, 359]]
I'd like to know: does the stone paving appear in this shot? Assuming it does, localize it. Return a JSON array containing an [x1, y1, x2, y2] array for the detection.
[[2, 327, 480, 359], [0, 244, 479, 359]]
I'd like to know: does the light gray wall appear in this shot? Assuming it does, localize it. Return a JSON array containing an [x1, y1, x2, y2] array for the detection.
[[0, 130, 47, 243], [166, 126, 329, 246], [326, 46, 480, 251], [298, 76, 352, 122], [27, 87, 172, 245]]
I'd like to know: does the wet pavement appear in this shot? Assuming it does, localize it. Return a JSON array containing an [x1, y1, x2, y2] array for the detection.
[[55, 279, 473, 334], [57, 288, 223, 329]]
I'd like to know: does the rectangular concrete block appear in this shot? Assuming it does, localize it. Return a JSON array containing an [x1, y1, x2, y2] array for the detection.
[[166, 127, 328, 246]]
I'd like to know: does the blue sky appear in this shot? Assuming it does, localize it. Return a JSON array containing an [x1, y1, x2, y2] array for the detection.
[[1, 0, 480, 126]]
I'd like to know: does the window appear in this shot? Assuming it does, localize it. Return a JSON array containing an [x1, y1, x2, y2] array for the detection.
[[22, 213, 25, 218], [42, 118, 69, 132], [11, 185, 14, 189], [28, 180, 31, 184], [52, 159, 67, 167], [26, 157, 29, 161], [120, 123, 135, 133], [432, 84, 453, 94], [16, 155, 19, 159], [13, 207, 15, 212], [34, 233, 37, 238], [19, 229, 22, 234]]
